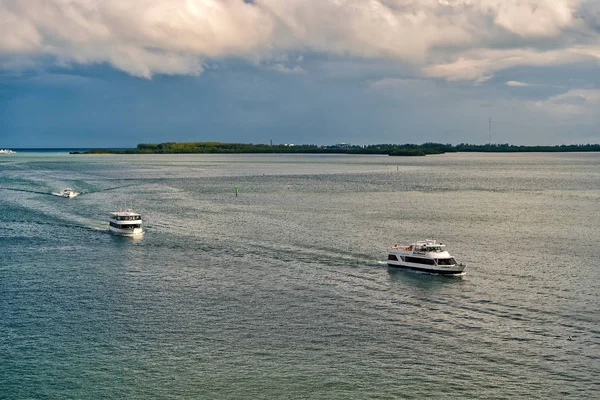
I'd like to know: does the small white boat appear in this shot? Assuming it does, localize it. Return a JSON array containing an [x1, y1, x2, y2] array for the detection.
[[108, 209, 144, 237], [388, 239, 466, 275], [53, 188, 80, 198], [0, 149, 16, 154]]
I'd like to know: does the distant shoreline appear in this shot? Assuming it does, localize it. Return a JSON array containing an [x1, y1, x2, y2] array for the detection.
[[7, 148, 129, 153], [68, 142, 600, 156]]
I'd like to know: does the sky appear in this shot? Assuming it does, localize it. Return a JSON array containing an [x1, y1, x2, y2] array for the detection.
[[1, 0, 600, 148]]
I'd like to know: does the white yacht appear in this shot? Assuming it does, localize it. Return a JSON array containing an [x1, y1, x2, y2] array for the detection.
[[108, 209, 144, 237], [388, 239, 466, 275], [53, 188, 80, 198], [0, 149, 16, 154]]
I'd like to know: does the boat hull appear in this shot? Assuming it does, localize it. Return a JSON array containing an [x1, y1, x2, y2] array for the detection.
[[52, 192, 79, 198], [387, 262, 465, 275], [109, 226, 144, 237]]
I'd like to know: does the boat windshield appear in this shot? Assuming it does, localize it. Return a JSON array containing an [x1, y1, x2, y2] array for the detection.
[[435, 258, 456, 265], [112, 215, 141, 220], [425, 246, 443, 252]]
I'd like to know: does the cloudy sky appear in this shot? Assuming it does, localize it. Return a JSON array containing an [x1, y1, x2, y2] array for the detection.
[[1, 0, 599, 147]]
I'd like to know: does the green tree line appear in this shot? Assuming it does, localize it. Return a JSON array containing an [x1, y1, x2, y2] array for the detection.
[[72, 142, 600, 156]]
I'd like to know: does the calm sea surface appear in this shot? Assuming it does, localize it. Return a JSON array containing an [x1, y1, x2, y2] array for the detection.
[[1, 152, 599, 399]]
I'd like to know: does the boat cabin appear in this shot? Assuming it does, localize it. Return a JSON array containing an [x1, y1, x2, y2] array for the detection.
[[109, 211, 142, 229]]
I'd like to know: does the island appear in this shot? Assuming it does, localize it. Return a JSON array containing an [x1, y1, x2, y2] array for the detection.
[[70, 142, 600, 156]]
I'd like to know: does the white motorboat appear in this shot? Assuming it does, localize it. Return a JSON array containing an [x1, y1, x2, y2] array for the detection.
[[387, 239, 466, 275], [108, 209, 144, 237], [53, 188, 80, 198]]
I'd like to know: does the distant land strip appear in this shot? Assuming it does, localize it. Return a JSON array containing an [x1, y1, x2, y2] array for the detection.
[[70, 142, 600, 156]]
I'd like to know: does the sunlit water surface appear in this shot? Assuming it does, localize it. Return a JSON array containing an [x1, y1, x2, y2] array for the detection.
[[1, 152, 599, 399]]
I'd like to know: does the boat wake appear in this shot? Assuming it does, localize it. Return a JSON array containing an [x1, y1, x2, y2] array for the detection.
[[0, 186, 58, 196], [1, 183, 139, 198]]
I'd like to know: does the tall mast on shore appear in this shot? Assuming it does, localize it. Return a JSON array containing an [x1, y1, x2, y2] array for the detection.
[[488, 117, 492, 144]]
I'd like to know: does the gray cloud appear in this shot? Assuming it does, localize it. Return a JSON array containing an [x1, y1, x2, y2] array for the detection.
[[1, 0, 599, 80]]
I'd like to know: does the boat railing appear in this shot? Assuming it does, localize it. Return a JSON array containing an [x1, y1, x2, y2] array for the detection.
[[391, 244, 444, 252]]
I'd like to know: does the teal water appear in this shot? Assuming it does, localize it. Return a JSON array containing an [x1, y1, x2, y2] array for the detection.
[[1, 152, 599, 399]]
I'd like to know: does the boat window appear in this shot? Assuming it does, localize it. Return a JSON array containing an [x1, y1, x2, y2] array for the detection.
[[388, 254, 399, 261], [435, 258, 456, 265], [110, 222, 141, 229], [405, 256, 435, 265], [124, 224, 139, 229], [114, 215, 140, 221]]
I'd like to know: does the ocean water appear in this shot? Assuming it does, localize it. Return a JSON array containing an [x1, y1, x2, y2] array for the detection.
[[1, 152, 599, 399]]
